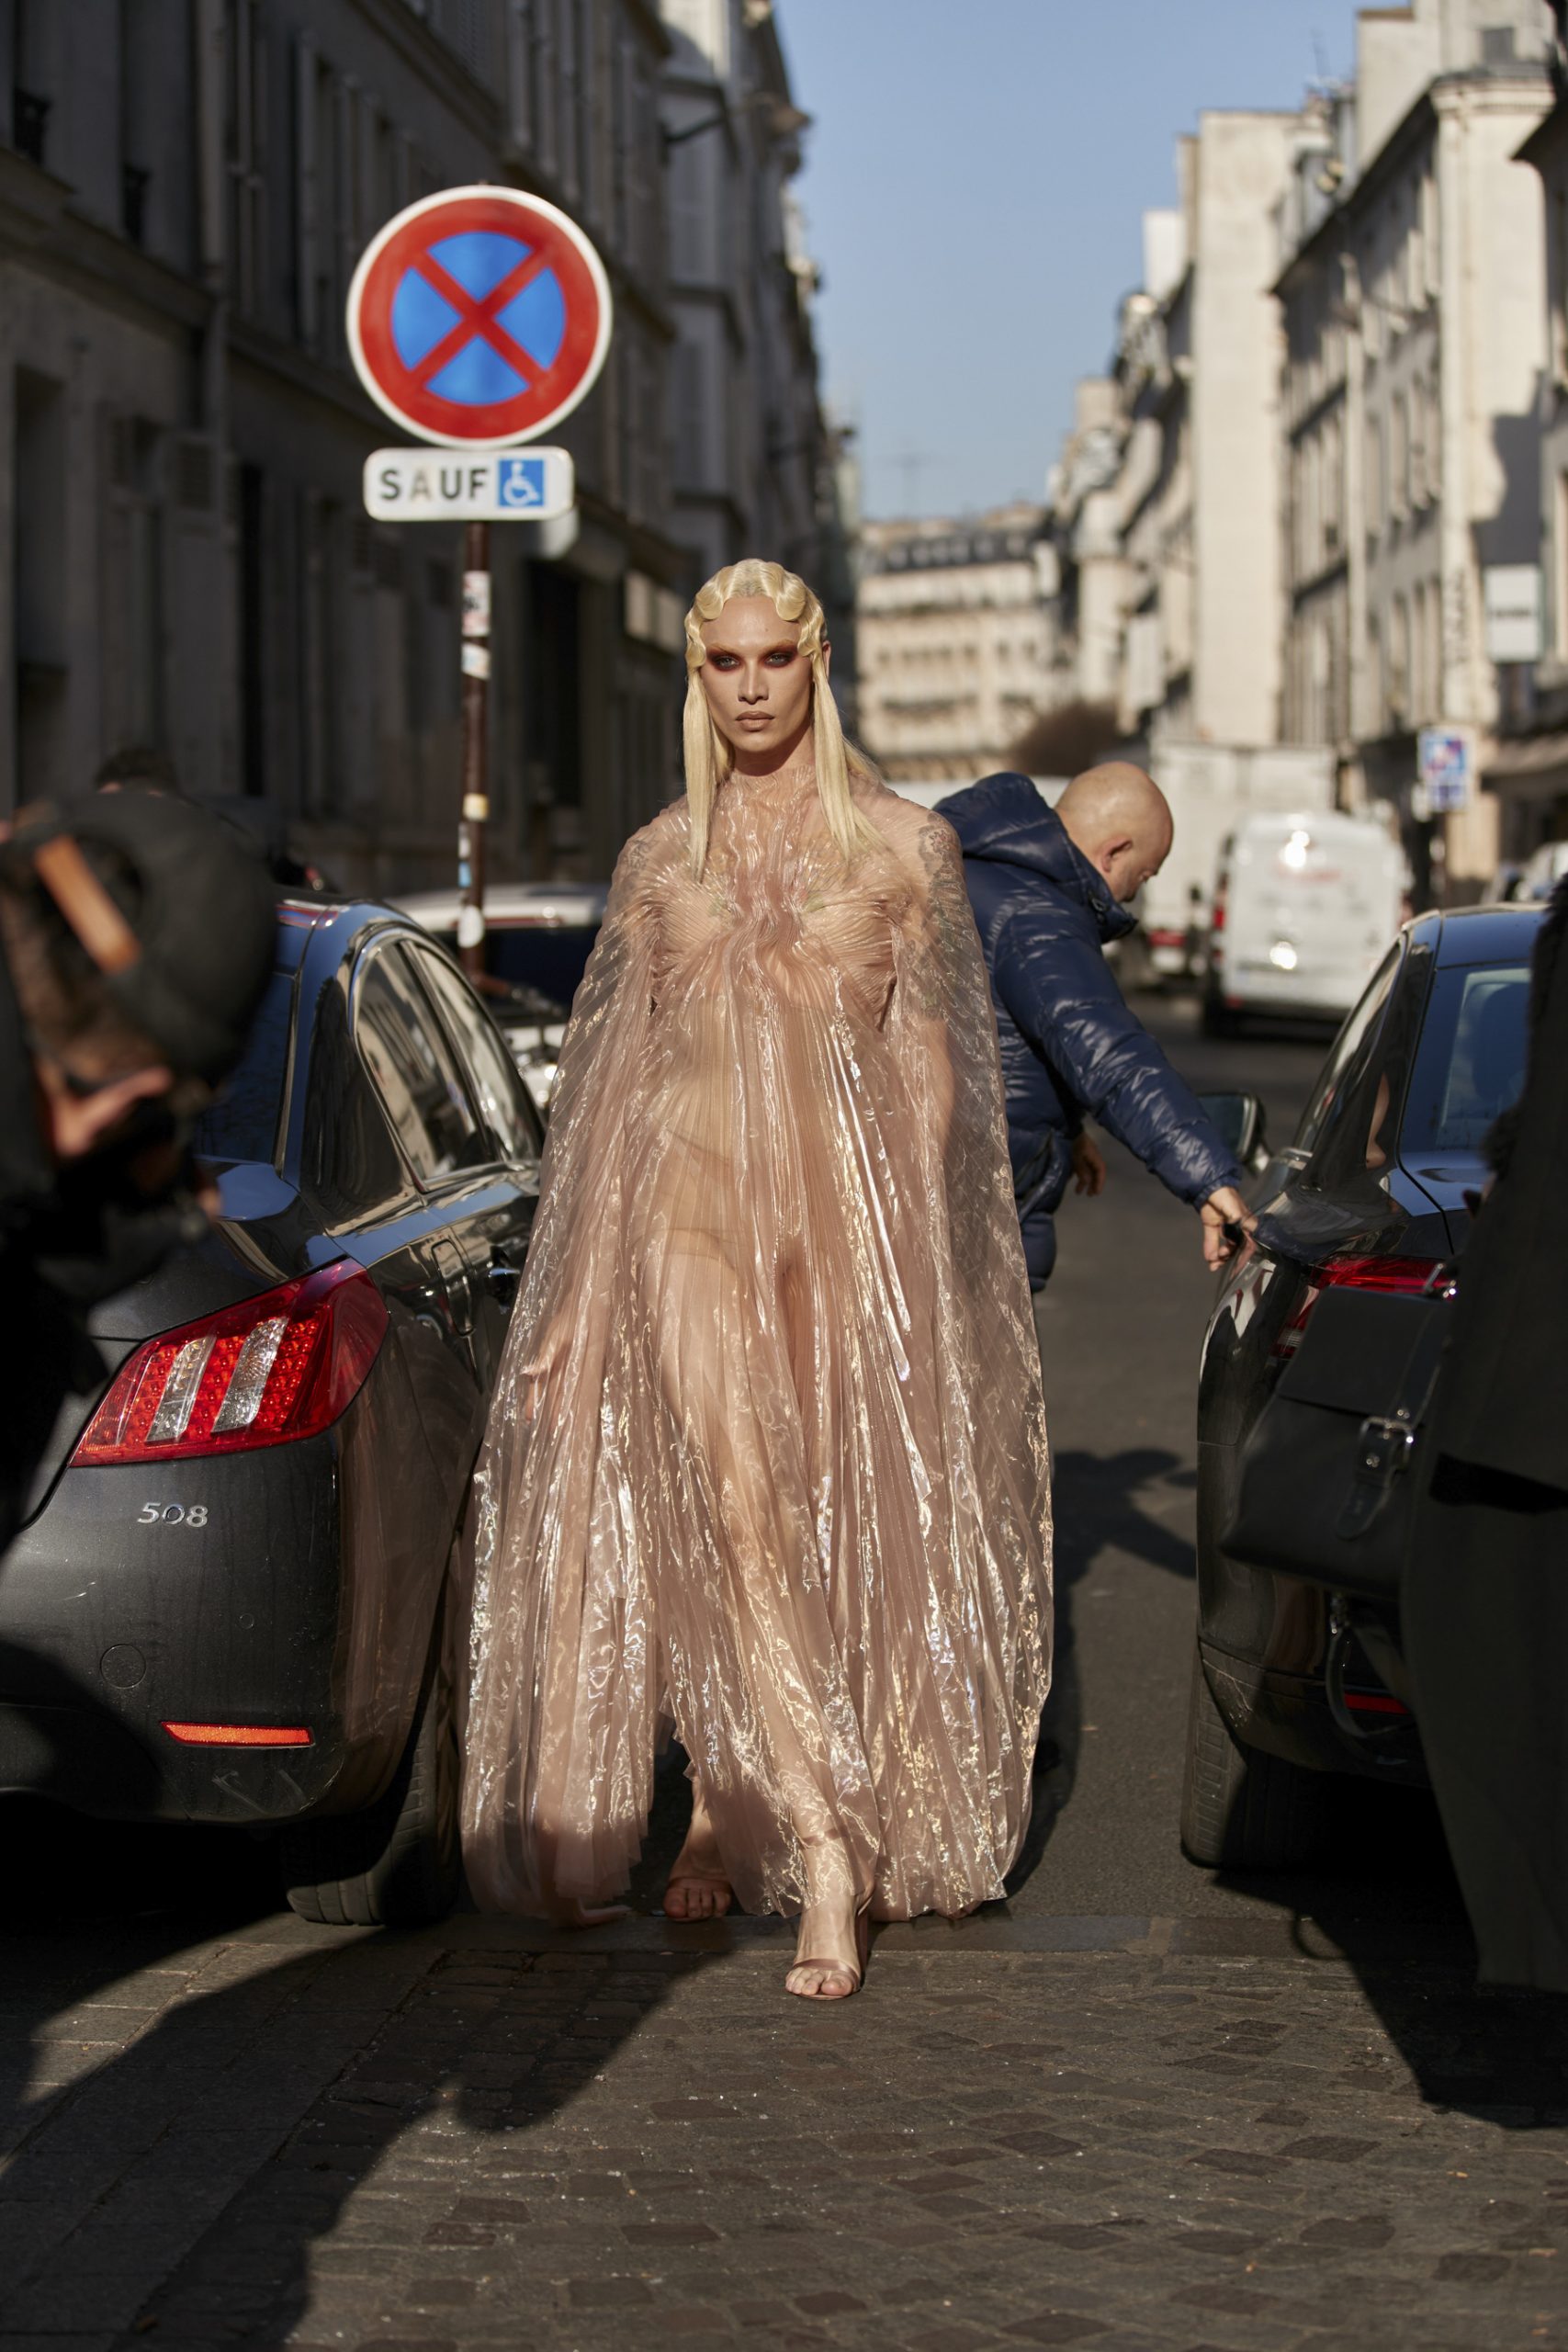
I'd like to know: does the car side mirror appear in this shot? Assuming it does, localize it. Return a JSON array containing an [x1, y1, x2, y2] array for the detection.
[[1198, 1091, 1269, 1174]]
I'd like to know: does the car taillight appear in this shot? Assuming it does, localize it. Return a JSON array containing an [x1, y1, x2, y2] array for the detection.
[[1272, 1255, 1450, 1360], [1210, 896, 1226, 933], [73, 1261, 388, 1466]]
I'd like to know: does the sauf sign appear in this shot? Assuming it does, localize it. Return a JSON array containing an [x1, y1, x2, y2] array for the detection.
[[345, 185, 612, 960], [363, 447, 575, 523]]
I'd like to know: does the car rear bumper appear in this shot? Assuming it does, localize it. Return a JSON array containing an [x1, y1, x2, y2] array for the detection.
[[0, 1379, 431, 1826], [1200, 1638, 1427, 1785]]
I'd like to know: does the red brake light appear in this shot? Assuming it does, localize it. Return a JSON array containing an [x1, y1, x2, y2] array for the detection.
[[73, 1261, 387, 1466], [163, 1723, 314, 1747], [1273, 1255, 1450, 1359], [1316, 1255, 1448, 1294], [1210, 897, 1226, 933]]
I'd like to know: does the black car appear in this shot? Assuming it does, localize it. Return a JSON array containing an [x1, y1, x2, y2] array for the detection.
[[1184, 904, 1541, 1869], [1, 900, 543, 1924]]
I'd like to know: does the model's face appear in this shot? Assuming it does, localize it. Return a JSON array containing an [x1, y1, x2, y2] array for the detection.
[[698, 597, 818, 763]]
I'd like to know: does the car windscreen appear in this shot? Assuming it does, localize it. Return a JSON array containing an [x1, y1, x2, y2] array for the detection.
[[191, 967, 296, 1166], [1400, 961, 1531, 1156]]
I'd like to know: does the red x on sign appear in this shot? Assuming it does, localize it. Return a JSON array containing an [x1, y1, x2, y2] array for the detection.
[[347, 187, 613, 449]]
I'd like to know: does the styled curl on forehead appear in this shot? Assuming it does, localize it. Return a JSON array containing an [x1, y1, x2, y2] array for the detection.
[[683, 560, 827, 673]]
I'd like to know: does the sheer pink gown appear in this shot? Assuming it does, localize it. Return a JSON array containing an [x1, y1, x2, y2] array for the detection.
[[461, 772, 1053, 1922]]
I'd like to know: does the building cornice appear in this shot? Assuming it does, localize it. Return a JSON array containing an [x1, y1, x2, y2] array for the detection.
[[1277, 64, 1551, 293], [1515, 89, 1568, 168], [0, 152, 210, 340]]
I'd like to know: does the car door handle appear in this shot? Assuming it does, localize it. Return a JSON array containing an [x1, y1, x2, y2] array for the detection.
[[486, 1259, 523, 1310]]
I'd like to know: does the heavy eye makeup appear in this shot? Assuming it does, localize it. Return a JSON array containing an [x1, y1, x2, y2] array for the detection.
[[706, 645, 800, 670]]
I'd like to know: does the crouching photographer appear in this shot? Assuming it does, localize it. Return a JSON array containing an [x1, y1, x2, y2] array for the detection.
[[0, 794, 276, 1555]]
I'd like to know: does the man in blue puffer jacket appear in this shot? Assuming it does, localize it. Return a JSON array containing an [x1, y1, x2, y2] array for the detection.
[[941, 763, 1248, 1290]]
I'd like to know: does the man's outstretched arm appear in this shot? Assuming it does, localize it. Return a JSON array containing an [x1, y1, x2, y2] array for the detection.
[[992, 912, 1248, 1262]]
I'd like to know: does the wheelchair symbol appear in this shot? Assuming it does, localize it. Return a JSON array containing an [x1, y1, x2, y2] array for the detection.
[[498, 457, 545, 511]]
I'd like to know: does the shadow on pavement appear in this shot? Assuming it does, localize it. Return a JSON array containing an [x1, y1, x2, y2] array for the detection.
[[1007, 1443, 1196, 1901], [0, 1785, 710, 2347], [1208, 1781, 1568, 2127]]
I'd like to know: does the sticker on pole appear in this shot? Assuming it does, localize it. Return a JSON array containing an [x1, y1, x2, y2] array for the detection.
[[347, 187, 612, 450]]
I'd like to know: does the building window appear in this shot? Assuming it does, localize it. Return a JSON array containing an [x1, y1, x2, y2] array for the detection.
[[1390, 392, 1408, 519], [1390, 594, 1410, 723], [1366, 413, 1384, 536]]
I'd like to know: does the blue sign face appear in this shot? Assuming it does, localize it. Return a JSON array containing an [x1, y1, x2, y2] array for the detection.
[[498, 456, 547, 511], [389, 232, 568, 409]]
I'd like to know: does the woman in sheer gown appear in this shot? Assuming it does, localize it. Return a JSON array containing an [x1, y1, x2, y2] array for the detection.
[[461, 560, 1053, 1999]]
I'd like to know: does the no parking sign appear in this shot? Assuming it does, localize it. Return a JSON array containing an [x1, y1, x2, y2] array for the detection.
[[345, 186, 614, 967], [346, 185, 612, 449]]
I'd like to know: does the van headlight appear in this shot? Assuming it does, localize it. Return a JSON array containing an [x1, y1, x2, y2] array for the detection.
[[1269, 940, 1299, 972]]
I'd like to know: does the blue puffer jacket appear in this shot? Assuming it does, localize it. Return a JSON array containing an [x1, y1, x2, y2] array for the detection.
[[941, 772, 1243, 1288]]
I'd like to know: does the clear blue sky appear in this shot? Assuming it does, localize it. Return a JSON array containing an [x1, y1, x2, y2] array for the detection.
[[777, 0, 1366, 520]]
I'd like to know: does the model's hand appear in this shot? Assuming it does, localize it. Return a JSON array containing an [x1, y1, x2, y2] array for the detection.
[[1070, 1132, 1107, 1197], [1200, 1185, 1253, 1271]]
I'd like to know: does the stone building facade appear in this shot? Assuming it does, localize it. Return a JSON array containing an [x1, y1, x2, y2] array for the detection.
[[660, 0, 818, 582], [1276, 0, 1551, 896], [1495, 3, 1568, 862], [0, 0, 832, 891], [856, 505, 1051, 784]]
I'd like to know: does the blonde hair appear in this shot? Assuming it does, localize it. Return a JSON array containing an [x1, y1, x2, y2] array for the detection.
[[682, 559, 880, 876]]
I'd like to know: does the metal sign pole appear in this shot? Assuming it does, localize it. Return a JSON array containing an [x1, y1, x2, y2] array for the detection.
[[458, 519, 491, 981]]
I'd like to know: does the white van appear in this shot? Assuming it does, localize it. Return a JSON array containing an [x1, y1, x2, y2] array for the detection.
[[1203, 809, 1407, 1032]]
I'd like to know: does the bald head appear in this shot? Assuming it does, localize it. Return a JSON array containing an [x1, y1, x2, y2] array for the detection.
[[1056, 762, 1174, 903]]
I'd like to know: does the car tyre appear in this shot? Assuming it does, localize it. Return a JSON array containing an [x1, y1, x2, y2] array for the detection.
[[1200, 991, 1239, 1040], [1179, 1642, 1327, 1871], [280, 1633, 460, 1928]]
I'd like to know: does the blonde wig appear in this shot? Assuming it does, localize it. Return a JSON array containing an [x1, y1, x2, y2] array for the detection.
[[682, 559, 880, 876]]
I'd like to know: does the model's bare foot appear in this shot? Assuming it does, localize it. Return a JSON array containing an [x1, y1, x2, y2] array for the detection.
[[663, 1788, 733, 1921], [550, 1897, 630, 1928], [784, 1901, 867, 2001]]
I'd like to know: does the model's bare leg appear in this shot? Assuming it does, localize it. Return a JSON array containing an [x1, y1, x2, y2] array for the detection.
[[654, 1219, 871, 1994], [663, 1779, 734, 1919]]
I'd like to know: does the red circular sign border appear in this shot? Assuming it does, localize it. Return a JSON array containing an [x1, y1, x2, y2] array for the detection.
[[348, 189, 610, 448]]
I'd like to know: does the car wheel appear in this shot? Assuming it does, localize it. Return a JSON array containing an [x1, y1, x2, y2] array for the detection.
[[1179, 1643, 1327, 1871], [281, 1634, 460, 1928], [1200, 991, 1238, 1040]]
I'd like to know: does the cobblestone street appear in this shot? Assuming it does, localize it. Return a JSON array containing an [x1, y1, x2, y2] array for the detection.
[[6, 1906, 1568, 2351], [4, 1011, 1564, 2352]]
